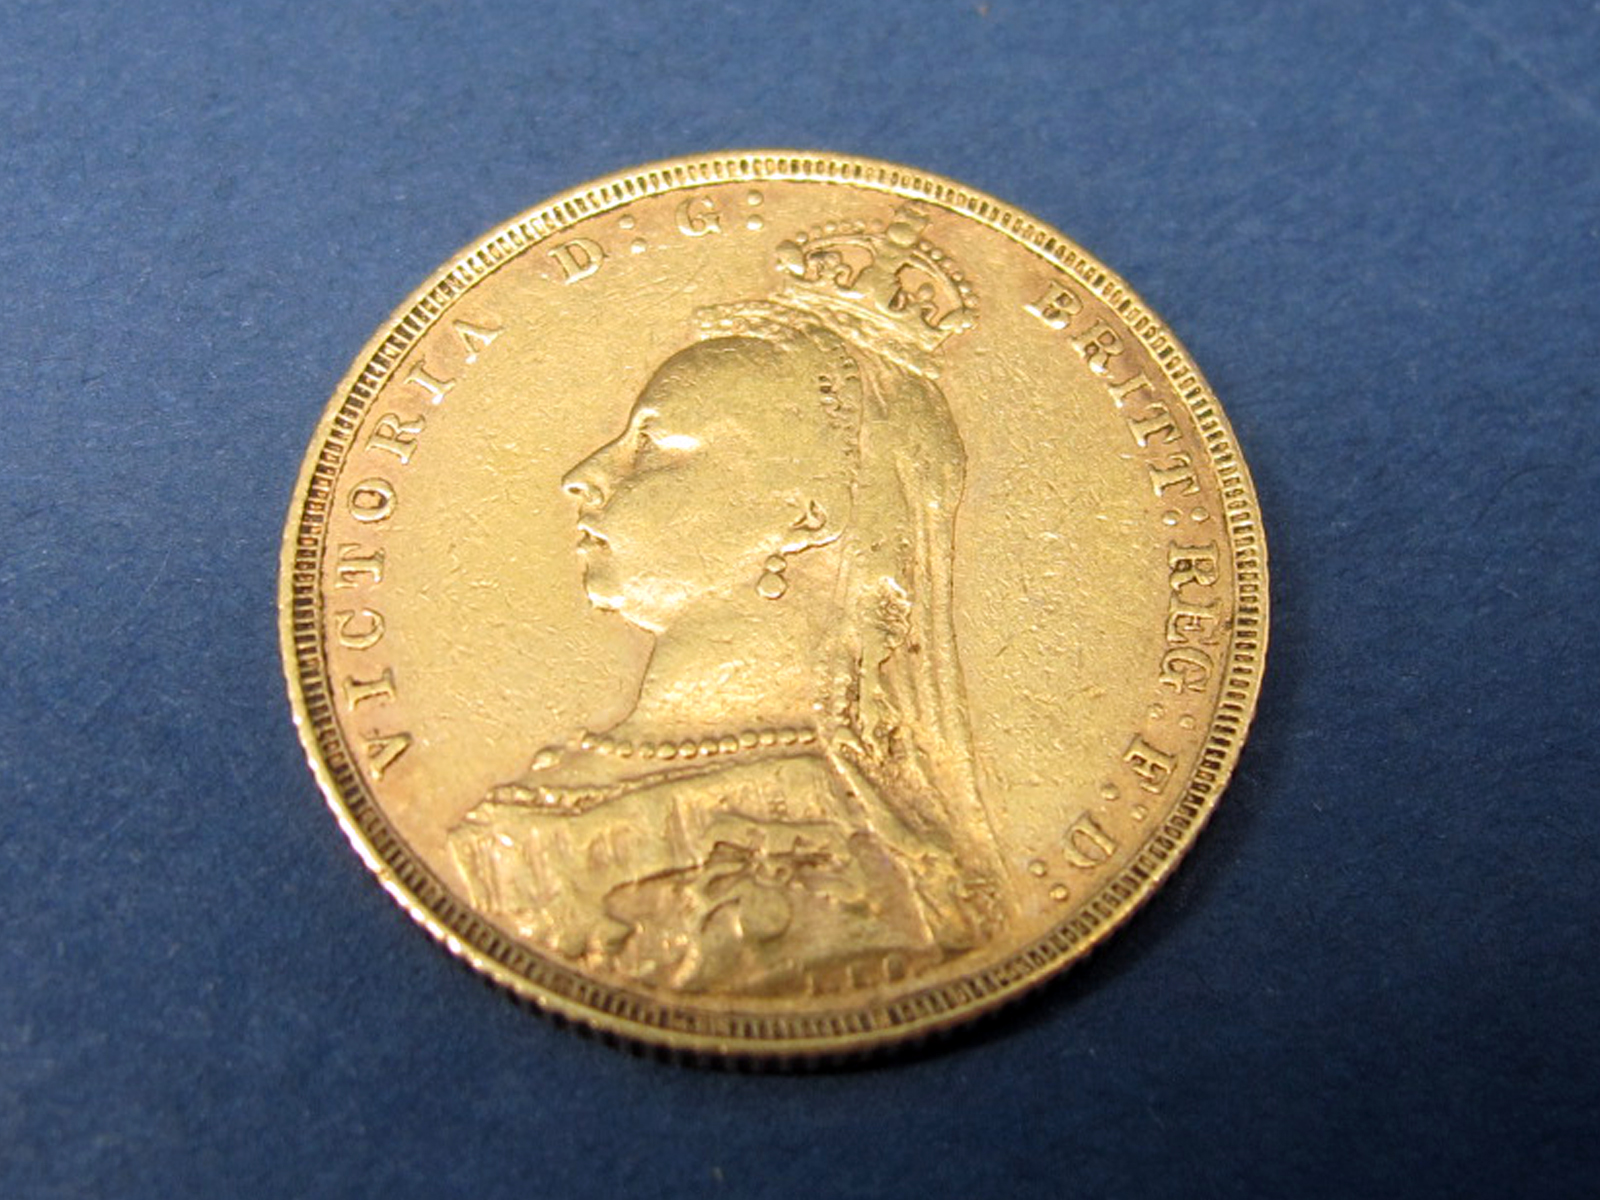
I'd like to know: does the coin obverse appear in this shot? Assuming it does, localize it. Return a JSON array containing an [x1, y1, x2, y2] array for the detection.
[[279, 151, 1268, 1058]]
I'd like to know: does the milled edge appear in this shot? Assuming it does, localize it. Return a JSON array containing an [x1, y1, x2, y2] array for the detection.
[[277, 150, 1270, 1058]]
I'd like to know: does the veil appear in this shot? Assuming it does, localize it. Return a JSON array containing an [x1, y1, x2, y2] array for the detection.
[[694, 300, 1011, 940]]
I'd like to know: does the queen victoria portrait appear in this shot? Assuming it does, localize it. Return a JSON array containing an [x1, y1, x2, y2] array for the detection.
[[450, 206, 1011, 997]]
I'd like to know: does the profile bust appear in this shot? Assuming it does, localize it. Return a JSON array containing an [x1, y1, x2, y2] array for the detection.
[[450, 207, 1010, 997]]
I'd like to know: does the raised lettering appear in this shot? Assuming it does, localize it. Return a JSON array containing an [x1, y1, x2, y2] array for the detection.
[[1123, 735, 1177, 794], [334, 607, 386, 650], [1166, 601, 1221, 645], [452, 317, 501, 363], [1148, 454, 1201, 497], [549, 237, 605, 283], [1168, 542, 1221, 592], [365, 413, 426, 464], [1073, 319, 1123, 374], [1126, 405, 1180, 448], [1106, 371, 1155, 409], [676, 195, 721, 237], [343, 667, 396, 710], [364, 731, 412, 779], [1062, 811, 1117, 869], [348, 478, 396, 523], [1159, 646, 1213, 693], [334, 544, 385, 588], [1025, 278, 1083, 329], [406, 364, 456, 406]]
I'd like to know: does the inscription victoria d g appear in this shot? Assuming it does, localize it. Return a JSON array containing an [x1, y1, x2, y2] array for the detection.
[[281, 152, 1267, 1056]]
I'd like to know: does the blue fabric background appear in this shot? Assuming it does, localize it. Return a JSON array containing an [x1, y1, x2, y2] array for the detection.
[[3, 1, 1597, 1196]]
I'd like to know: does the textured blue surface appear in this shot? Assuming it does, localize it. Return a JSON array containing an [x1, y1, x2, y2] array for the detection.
[[3, 1, 1598, 1196]]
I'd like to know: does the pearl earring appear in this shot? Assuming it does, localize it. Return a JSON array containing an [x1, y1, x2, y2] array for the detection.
[[756, 553, 788, 600]]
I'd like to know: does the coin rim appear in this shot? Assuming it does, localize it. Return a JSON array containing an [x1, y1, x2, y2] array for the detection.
[[278, 149, 1269, 1058]]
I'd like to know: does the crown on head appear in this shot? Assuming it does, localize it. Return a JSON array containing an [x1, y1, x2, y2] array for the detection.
[[772, 206, 977, 363]]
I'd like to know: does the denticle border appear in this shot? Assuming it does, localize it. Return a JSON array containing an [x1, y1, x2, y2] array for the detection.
[[278, 150, 1269, 1057]]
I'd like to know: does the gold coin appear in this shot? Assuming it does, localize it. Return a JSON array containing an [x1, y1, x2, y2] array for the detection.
[[279, 151, 1267, 1058]]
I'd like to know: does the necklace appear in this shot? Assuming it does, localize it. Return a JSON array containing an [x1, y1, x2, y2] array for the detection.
[[579, 726, 818, 762]]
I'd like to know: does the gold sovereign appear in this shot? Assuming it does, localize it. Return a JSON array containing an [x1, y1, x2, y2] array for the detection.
[[279, 151, 1268, 1057]]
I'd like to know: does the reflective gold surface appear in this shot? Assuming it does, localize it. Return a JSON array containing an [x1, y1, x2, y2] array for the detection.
[[279, 152, 1268, 1056]]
